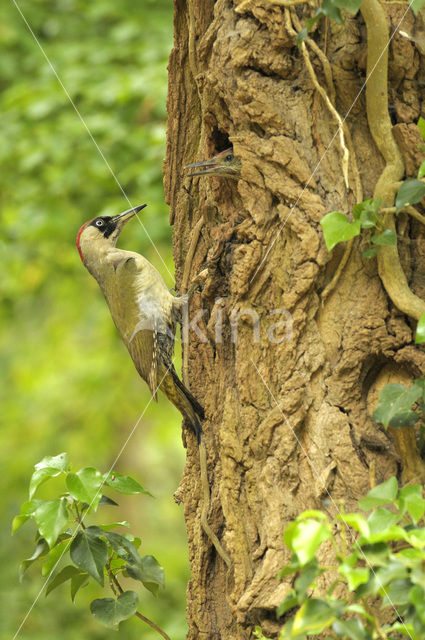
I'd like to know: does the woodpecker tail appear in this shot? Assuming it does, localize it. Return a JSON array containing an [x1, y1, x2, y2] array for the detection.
[[159, 365, 204, 443]]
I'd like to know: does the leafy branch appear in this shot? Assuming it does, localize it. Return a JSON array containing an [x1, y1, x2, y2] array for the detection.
[[13, 453, 170, 638]]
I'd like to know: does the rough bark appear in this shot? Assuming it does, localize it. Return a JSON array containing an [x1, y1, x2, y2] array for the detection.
[[164, 1, 425, 638]]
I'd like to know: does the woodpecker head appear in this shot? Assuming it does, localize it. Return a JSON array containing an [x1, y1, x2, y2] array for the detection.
[[185, 148, 241, 179], [76, 204, 147, 267]]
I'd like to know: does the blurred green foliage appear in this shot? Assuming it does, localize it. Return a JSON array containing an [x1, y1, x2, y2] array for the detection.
[[0, 1, 190, 638]]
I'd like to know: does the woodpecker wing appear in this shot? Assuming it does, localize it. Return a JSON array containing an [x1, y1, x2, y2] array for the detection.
[[110, 253, 177, 401]]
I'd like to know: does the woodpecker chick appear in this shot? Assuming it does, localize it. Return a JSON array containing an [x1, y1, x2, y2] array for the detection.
[[186, 148, 241, 179], [76, 204, 203, 443]]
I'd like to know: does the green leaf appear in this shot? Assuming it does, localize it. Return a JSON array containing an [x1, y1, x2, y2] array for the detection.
[[333, 0, 363, 13], [373, 384, 422, 429], [376, 559, 408, 586], [70, 527, 108, 586], [42, 538, 72, 576], [360, 543, 390, 566], [126, 555, 165, 596], [99, 495, 119, 507], [104, 531, 140, 562], [297, 27, 308, 47], [406, 527, 425, 549], [397, 485, 425, 524], [12, 514, 30, 534], [319, 0, 343, 23], [320, 211, 361, 251], [367, 507, 400, 534], [33, 499, 69, 548], [382, 578, 411, 606], [353, 197, 381, 227], [395, 179, 425, 212], [292, 598, 336, 635], [96, 521, 130, 531], [332, 618, 367, 639], [418, 117, 425, 142], [409, 584, 425, 623], [276, 590, 298, 618], [339, 513, 369, 537], [90, 591, 139, 629], [29, 466, 64, 500], [415, 313, 425, 344], [66, 467, 103, 508], [358, 477, 398, 510], [412, 0, 425, 16], [71, 572, 89, 602], [34, 453, 68, 473], [294, 562, 322, 596], [103, 471, 151, 496], [46, 565, 81, 596], [362, 247, 379, 259], [19, 538, 49, 579], [338, 564, 369, 590], [283, 519, 331, 565], [371, 229, 397, 246], [418, 160, 425, 180]]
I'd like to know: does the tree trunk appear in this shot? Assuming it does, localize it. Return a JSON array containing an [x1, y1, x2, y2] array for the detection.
[[164, 1, 425, 638]]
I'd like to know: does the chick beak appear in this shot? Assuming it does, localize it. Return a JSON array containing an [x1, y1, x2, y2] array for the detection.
[[185, 159, 220, 177]]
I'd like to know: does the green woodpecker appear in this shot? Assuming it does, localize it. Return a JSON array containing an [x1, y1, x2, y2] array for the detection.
[[186, 147, 241, 179], [76, 204, 203, 443]]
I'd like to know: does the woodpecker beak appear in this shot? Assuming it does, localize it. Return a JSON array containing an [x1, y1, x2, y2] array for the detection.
[[185, 159, 221, 177], [112, 203, 147, 225]]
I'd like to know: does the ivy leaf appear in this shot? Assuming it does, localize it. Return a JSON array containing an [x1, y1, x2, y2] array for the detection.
[[33, 499, 69, 548], [395, 179, 425, 212], [415, 313, 425, 344], [70, 527, 108, 585], [373, 383, 422, 429], [318, 0, 343, 23], [125, 555, 165, 596], [332, 618, 368, 639], [46, 565, 81, 596], [371, 229, 397, 246], [277, 590, 298, 618], [283, 519, 331, 565], [418, 160, 425, 180], [297, 27, 308, 47], [338, 563, 369, 591], [90, 591, 139, 629], [397, 485, 425, 525], [292, 598, 336, 635], [362, 247, 379, 259], [418, 117, 425, 142], [320, 212, 361, 251], [333, 0, 363, 13], [66, 467, 103, 509], [358, 477, 398, 510], [353, 197, 381, 227], [103, 471, 151, 496]]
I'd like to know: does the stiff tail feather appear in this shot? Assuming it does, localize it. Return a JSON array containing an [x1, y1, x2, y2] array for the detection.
[[160, 366, 204, 443]]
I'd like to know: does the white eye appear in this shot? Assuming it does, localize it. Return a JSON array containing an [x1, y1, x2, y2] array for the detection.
[[96, 219, 104, 227]]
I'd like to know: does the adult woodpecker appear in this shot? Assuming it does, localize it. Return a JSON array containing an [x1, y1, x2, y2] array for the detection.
[[186, 147, 241, 179], [76, 204, 204, 443]]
